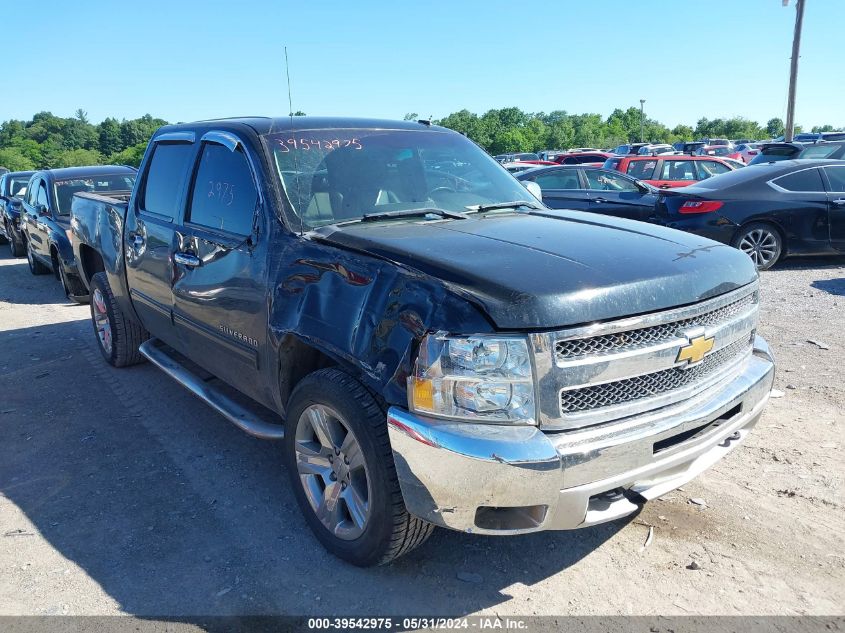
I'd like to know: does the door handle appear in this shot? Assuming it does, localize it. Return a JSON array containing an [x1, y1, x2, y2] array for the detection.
[[659, 184, 671, 189], [832, 199, 845, 207], [594, 197, 608, 203], [174, 252, 201, 268]]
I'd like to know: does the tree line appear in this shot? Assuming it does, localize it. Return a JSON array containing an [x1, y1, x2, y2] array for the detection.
[[0, 110, 166, 171], [426, 108, 841, 155], [1, 108, 842, 171]]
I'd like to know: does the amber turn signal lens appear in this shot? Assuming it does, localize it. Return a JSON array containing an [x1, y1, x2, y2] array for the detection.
[[410, 377, 434, 411]]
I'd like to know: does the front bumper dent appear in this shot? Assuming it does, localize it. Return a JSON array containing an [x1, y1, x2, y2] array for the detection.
[[387, 335, 775, 534]]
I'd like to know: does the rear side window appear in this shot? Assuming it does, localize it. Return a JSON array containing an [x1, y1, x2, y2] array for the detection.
[[772, 168, 824, 192], [603, 158, 622, 171], [534, 170, 582, 190], [824, 166, 845, 192], [697, 160, 732, 179], [142, 142, 195, 220], [800, 144, 841, 159], [659, 160, 696, 181], [187, 143, 257, 236], [626, 160, 657, 179]]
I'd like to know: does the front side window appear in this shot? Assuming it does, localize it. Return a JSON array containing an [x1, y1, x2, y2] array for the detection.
[[142, 142, 195, 220], [626, 160, 657, 179], [534, 170, 581, 190], [585, 170, 639, 192], [36, 181, 49, 207], [823, 166, 845, 192], [264, 128, 534, 228], [772, 168, 824, 192], [187, 143, 258, 235], [659, 160, 696, 181]]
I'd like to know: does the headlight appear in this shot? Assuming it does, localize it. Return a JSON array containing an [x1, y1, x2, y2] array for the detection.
[[408, 333, 536, 424]]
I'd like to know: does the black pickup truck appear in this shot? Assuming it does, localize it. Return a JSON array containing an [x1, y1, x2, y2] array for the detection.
[[70, 117, 775, 566]]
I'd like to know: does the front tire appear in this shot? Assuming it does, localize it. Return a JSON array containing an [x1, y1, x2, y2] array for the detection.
[[732, 222, 783, 271], [89, 272, 149, 367], [9, 233, 24, 257], [284, 368, 434, 566]]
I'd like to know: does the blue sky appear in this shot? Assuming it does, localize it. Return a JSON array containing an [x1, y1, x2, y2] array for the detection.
[[3, 0, 842, 129]]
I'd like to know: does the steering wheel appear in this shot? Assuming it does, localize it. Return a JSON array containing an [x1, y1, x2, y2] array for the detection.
[[428, 186, 457, 196]]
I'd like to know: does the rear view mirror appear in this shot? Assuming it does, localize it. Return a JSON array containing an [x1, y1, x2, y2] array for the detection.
[[523, 181, 542, 200]]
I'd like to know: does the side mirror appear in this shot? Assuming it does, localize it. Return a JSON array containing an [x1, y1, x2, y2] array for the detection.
[[9, 199, 22, 209], [523, 181, 542, 200], [36, 204, 50, 217]]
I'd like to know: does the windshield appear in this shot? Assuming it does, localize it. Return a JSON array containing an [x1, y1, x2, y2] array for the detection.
[[54, 174, 136, 215], [264, 128, 534, 228], [8, 177, 30, 198]]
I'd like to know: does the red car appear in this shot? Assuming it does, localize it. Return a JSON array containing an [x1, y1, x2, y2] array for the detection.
[[554, 151, 613, 166], [602, 155, 736, 188]]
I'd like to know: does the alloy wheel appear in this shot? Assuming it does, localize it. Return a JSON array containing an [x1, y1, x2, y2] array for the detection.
[[738, 228, 778, 268], [92, 288, 113, 355], [294, 404, 371, 540]]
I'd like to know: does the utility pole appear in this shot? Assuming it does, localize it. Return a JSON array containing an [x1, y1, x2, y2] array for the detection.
[[784, 0, 806, 142], [639, 99, 646, 142]]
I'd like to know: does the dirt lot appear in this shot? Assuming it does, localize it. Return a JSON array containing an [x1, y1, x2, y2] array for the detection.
[[0, 247, 843, 618]]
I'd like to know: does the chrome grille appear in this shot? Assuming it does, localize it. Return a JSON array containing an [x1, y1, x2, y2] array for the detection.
[[560, 334, 753, 414], [555, 291, 758, 360]]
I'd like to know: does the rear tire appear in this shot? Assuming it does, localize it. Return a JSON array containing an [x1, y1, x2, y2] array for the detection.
[[26, 241, 50, 275], [284, 368, 434, 566], [89, 272, 149, 367], [731, 222, 783, 271]]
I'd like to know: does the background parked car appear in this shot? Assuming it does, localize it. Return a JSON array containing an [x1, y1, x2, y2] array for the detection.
[[611, 142, 650, 155], [494, 152, 540, 163], [603, 154, 736, 188], [516, 164, 658, 221], [680, 141, 708, 155], [735, 142, 762, 163], [553, 151, 612, 165], [747, 142, 804, 165], [793, 131, 845, 143], [694, 145, 743, 161], [0, 170, 35, 256], [21, 166, 136, 301], [502, 160, 556, 173], [637, 143, 675, 156], [653, 159, 845, 270]]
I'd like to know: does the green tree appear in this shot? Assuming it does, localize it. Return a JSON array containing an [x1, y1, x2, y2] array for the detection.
[[98, 117, 122, 155], [109, 142, 148, 168], [54, 148, 102, 167], [766, 118, 784, 138], [0, 147, 36, 171]]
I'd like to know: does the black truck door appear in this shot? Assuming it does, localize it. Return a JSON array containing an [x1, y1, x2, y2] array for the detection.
[[26, 178, 52, 260], [171, 131, 268, 401], [823, 165, 845, 251], [584, 169, 655, 221], [124, 133, 197, 346]]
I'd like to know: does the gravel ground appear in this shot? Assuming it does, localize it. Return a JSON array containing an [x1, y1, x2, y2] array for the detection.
[[0, 247, 843, 618]]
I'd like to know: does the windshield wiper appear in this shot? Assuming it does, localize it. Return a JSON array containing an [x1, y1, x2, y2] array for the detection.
[[464, 200, 542, 213], [359, 208, 469, 222]]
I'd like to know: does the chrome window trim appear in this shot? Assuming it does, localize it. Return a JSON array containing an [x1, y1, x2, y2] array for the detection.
[[201, 131, 242, 152], [766, 165, 825, 194], [154, 131, 196, 143]]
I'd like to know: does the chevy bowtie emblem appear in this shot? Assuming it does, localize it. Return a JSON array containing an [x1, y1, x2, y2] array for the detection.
[[676, 334, 715, 365]]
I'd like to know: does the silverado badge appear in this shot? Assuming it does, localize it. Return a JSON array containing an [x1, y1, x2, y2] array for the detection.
[[676, 334, 715, 366]]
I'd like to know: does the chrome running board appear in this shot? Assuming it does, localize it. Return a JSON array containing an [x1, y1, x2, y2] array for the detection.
[[139, 339, 285, 440]]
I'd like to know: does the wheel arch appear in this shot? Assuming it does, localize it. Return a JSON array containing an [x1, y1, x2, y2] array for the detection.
[[733, 218, 788, 258]]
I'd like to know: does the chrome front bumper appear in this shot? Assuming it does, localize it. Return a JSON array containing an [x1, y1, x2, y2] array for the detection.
[[387, 335, 775, 534]]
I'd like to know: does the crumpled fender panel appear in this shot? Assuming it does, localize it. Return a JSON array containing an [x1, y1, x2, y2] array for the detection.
[[267, 235, 493, 409]]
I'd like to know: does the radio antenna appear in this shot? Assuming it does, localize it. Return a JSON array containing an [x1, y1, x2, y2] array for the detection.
[[284, 46, 305, 236]]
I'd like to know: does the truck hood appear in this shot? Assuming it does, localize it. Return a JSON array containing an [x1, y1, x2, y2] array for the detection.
[[313, 210, 758, 330]]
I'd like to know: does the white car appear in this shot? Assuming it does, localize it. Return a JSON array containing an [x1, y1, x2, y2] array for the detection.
[[735, 143, 762, 164]]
